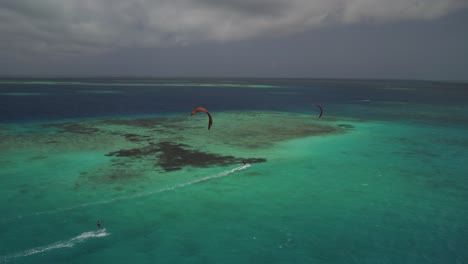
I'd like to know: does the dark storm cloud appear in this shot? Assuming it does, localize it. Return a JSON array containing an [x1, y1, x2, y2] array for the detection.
[[195, 0, 288, 16], [1, 0, 468, 57]]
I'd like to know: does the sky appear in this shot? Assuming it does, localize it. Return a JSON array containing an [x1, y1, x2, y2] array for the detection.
[[1, 0, 468, 80]]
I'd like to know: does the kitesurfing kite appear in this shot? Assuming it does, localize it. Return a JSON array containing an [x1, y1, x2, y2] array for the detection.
[[191, 107, 213, 130], [314, 104, 323, 118]]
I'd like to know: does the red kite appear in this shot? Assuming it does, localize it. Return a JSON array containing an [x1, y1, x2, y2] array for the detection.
[[191, 107, 213, 130]]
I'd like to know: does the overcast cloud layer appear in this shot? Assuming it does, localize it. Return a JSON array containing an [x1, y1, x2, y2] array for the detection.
[[1, 0, 468, 57]]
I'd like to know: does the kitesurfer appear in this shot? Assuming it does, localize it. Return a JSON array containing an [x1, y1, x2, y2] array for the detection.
[[97, 221, 103, 229], [242, 160, 247, 165]]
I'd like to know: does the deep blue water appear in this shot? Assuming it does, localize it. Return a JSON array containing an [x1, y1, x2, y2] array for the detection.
[[1, 78, 467, 123]]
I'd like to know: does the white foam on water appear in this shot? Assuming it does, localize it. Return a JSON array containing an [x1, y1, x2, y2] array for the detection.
[[1, 229, 110, 263], [3, 164, 251, 222]]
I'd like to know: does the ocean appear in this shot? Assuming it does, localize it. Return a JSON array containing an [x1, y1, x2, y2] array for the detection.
[[1, 78, 467, 263]]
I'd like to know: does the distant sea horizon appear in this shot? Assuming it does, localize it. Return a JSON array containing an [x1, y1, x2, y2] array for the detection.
[[1, 75, 467, 82]]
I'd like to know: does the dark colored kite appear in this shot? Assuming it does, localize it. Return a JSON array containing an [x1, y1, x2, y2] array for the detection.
[[314, 104, 323, 118], [191, 107, 213, 130]]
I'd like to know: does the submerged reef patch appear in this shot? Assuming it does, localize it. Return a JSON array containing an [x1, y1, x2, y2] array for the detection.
[[106, 141, 266, 172], [41, 123, 100, 135], [96, 118, 170, 128], [121, 133, 151, 142], [337, 124, 355, 129], [2, 111, 353, 187]]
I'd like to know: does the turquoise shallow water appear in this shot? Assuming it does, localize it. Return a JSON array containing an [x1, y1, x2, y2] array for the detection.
[[1, 78, 467, 263]]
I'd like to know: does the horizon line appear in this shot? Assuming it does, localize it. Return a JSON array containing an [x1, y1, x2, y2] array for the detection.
[[0, 75, 467, 83]]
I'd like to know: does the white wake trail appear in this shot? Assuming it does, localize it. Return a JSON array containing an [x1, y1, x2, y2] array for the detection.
[[1, 229, 110, 263], [4, 164, 251, 222]]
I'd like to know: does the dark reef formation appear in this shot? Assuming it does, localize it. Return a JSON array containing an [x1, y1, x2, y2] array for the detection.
[[106, 141, 266, 172]]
